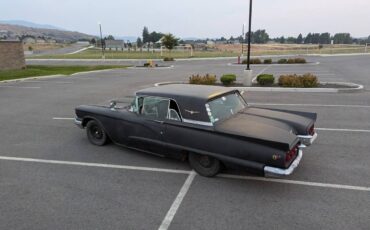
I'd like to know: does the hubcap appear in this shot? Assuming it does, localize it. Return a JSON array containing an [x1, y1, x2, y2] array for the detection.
[[199, 155, 213, 168], [90, 125, 103, 139]]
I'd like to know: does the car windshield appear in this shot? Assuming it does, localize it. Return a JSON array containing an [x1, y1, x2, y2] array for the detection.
[[206, 92, 247, 123]]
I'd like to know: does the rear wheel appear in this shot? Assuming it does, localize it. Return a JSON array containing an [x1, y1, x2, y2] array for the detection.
[[188, 153, 221, 177], [86, 120, 107, 146]]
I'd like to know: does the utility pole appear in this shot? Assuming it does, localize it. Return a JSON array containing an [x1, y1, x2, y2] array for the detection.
[[246, 0, 253, 70], [98, 22, 105, 59], [241, 23, 245, 55]]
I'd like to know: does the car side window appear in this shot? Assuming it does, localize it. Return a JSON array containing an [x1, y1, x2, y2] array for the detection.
[[167, 100, 182, 121], [140, 97, 169, 121]]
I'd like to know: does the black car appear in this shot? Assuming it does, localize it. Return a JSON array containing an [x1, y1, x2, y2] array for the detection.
[[75, 84, 317, 177]]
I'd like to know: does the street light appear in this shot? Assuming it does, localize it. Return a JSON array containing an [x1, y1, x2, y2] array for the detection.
[[98, 22, 105, 59], [241, 23, 245, 55], [246, 0, 253, 70]]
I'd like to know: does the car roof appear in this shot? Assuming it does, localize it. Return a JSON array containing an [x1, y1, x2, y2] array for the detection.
[[136, 84, 235, 101], [136, 84, 238, 123]]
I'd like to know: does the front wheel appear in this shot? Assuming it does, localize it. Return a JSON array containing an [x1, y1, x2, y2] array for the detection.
[[86, 120, 108, 146], [188, 153, 221, 177]]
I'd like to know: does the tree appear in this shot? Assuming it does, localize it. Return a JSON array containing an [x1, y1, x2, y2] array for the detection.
[[90, 38, 96, 45], [136, 37, 143, 48], [319, 33, 331, 44], [142, 26, 150, 43], [253, 29, 269, 44], [296, 34, 303, 44], [279, 36, 285, 44], [106, 35, 115, 40], [161, 33, 178, 54], [286, 37, 297, 44], [333, 33, 352, 44], [149, 31, 164, 43], [304, 33, 312, 44]]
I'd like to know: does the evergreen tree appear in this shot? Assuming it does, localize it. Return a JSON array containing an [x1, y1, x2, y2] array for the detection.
[[296, 34, 303, 44], [142, 26, 150, 43], [136, 37, 143, 47]]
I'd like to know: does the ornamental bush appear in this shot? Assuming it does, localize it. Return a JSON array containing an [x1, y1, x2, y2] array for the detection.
[[189, 74, 217, 85], [278, 58, 287, 64], [257, 74, 274, 86], [163, 57, 174, 61], [278, 73, 318, 87], [263, 58, 272, 64], [220, 74, 237, 86], [287, 57, 306, 64], [242, 58, 262, 64]]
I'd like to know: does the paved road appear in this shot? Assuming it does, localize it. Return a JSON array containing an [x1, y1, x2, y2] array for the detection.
[[1, 55, 370, 229], [26, 43, 89, 57]]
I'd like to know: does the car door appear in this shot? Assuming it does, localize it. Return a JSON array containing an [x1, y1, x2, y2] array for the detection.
[[127, 96, 169, 155]]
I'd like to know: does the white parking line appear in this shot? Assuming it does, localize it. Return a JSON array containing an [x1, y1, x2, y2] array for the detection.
[[0, 156, 190, 174], [158, 171, 196, 230], [252, 65, 272, 82], [0, 86, 41, 89], [249, 103, 370, 108], [316, 128, 370, 133], [1, 155, 369, 192], [53, 117, 74, 120], [218, 174, 370, 192]]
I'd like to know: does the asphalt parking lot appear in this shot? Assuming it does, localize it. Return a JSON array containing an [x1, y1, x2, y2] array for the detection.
[[1, 55, 370, 229]]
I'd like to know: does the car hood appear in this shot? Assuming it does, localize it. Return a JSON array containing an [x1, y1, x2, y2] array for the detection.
[[214, 107, 315, 149]]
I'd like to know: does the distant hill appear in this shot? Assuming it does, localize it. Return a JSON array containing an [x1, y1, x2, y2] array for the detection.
[[0, 23, 95, 42], [0, 20, 64, 30]]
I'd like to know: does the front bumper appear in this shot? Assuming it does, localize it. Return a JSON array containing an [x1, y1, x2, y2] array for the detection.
[[297, 132, 318, 146], [264, 147, 304, 177], [74, 118, 83, 128]]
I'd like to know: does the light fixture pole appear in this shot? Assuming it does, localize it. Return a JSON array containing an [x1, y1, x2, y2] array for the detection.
[[98, 22, 105, 59], [246, 0, 253, 70], [241, 23, 245, 55]]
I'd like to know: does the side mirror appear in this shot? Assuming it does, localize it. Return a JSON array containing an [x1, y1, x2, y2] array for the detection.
[[109, 101, 117, 109]]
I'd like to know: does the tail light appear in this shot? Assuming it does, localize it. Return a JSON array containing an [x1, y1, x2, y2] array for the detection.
[[308, 125, 315, 136], [285, 144, 299, 166]]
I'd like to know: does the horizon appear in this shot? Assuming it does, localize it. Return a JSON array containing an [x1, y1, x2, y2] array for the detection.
[[0, 0, 369, 39]]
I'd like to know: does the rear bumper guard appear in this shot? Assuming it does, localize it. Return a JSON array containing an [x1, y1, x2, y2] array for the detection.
[[297, 132, 318, 146], [264, 147, 304, 177]]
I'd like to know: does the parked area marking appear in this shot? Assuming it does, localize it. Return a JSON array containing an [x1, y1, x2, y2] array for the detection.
[[252, 65, 272, 82], [249, 103, 370, 108], [158, 171, 196, 230], [53, 117, 75, 120], [218, 174, 370, 192], [316, 128, 370, 133], [0, 86, 41, 89], [0, 156, 369, 192]]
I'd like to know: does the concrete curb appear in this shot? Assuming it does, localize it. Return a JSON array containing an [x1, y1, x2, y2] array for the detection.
[[0, 68, 127, 84], [227, 62, 320, 67], [153, 81, 364, 93], [127, 65, 174, 70]]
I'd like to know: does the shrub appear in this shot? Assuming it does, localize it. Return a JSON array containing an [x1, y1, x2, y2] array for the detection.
[[163, 57, 174, 61], [242, 58, 262, 64], [257, 74, 274, 86], [294, 57, 306, 63], [278, 73, 318, 87], [143, 63, 150, 67], [189, 74, 217, 85], [287, 57, 306, 64], [263, 59, 272, 64], [278, 58, 287, 64], [220, 74, 237, 86]]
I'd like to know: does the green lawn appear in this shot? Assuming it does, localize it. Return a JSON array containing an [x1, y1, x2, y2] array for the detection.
[[0, 65, 128, 81]]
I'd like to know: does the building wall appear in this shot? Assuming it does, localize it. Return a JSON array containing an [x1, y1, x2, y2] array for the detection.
[[0, 41, 26, 70]]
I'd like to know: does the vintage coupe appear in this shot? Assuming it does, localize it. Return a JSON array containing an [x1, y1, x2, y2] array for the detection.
[[75, 84, 317, 177]]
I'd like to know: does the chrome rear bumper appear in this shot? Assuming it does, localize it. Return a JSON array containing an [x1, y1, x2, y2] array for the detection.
[[297, 132, 318, 146], [264, 148, 303, 177], [74, 118, 83, 128]]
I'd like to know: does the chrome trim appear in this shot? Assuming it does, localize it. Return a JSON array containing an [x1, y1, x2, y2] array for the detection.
[[264, 148, 303, 177], [182, 119, 213, 127], [74, 118, 83, 128], [297, 132, 318, 146]]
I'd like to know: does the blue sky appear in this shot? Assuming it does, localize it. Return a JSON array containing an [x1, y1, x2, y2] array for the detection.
[[1, 0, 369, 38]]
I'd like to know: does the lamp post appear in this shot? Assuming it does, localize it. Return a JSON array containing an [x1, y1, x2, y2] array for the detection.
[[243, 0, 253, 86], [241, 23, 245, 55], [246, 0, 253, 70], [98, 22, 105, 59]]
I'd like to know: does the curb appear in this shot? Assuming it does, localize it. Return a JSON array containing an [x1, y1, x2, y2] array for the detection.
[[0, 68, 127, 84], [127, 65, 174, 70], [153, 81, 364, 93], [227, 62, 320, 67]]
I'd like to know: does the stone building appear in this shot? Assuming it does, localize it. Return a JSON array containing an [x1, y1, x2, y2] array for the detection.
[[0, 41, 26, 70]]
